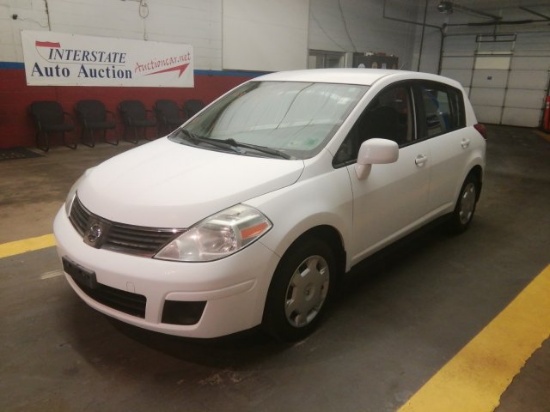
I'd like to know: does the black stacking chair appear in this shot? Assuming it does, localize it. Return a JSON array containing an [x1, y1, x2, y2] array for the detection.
[[183, 99, 206, 119], [75, 100, 118, 147], [154, 99, 186, 136], [29, 101, 77, 152], [118, 100, 157, 144]]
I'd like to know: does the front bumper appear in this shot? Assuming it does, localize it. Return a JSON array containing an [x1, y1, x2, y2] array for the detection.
[[53, 207, 279, 338]]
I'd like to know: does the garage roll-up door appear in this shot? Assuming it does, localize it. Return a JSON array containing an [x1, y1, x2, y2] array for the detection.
[[440, 32, 550, 127], [503, 33, 550, 127]]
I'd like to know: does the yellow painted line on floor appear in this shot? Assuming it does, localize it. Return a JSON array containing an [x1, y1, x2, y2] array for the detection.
[[40, 269, 64, 280], [0, 234, 56, 259], [399, 264, 550, 412]]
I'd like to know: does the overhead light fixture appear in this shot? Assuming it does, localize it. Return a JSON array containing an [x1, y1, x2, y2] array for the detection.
[[438, 1, 453, 14]]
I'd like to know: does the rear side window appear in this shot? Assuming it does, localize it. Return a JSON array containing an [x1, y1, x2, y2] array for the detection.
[[418, 83, 465, 139]]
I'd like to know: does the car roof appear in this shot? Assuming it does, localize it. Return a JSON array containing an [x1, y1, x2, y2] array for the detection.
[[256, 68, 461, 88]]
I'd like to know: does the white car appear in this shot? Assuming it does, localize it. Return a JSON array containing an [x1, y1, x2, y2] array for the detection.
[[54, 69, 486, 341]]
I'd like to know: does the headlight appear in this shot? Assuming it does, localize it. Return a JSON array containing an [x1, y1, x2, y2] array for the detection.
[[64, 168, 94, 215], [155, 204, 272, 262]]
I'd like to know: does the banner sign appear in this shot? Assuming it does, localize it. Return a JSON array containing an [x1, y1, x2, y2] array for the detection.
[[21, 31, 194, 88]]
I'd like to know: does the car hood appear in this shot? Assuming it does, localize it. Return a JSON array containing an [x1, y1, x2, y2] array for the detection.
[[77, 138, 304, 227]]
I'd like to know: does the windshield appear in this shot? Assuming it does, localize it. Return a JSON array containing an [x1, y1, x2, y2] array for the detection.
[[170, 81, 368, 159]]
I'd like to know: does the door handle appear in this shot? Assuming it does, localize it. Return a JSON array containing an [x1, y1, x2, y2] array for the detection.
[[461, 138, 471, 149], [415, 154, 428, 167]]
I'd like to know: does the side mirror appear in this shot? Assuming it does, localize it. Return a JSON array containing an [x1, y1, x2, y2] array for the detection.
[[355, 138, 399, 179]]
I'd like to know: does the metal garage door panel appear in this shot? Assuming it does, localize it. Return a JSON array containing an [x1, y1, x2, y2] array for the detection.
[[473, 106, 502, 124], [443, 35, 476, 56], [502, 108, 542, 127], [472, 69, 508, 88], [511, 56, 550, 70], [440, 55, 474, 87], [441, 56, 474, 70], [440, 69, 472, 87], [508, 70, 549, 90], [505, 89, 546, 110], [470, 87, 505, 106], [515, 32, 550, 53], [474, 55, 511, 70]]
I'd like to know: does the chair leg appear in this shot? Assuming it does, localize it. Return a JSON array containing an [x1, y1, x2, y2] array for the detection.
[[89, 129, 96, 148], [62, 132, 77, 150], [124, 124, 138, 144], [81, 128, 95, 148], [104, 129, 119, 146], [36, 131, 49, 152], [157, 123, 168, 138], [145, 126, 156, 141]]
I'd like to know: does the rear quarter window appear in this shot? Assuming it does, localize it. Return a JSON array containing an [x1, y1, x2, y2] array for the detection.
[[418, 83, 466, 139]]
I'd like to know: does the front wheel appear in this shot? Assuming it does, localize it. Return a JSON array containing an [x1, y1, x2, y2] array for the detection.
[[447, 174, 479, 234], [262, 237, 335, 342]]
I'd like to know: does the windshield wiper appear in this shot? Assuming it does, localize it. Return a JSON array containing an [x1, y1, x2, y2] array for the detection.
[[222, 138, 292, 159], [173, 128, 201, 144], [173, 129, 241, 153], [173, 130, 292, 159]]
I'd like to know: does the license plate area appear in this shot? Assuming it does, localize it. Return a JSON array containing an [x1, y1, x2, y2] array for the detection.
[[62, 257, 98, 290]]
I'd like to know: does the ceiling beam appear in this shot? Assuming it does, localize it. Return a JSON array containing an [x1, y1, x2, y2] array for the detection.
[[452, 3, 502, 21], [519, 6, 550, 21]]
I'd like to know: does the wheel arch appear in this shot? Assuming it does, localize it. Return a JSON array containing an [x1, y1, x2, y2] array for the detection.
[[261, 224, 346, 341], [284, 225, 347, 279], [466, 164, 483, 201]]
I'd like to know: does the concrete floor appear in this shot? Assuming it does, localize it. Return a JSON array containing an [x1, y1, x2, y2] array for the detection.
[[1, 125, 549, 411]]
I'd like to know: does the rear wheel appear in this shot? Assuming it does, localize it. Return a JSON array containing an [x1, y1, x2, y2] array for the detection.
[[263, 237, 334, 342], [447, 174, 479, 234]]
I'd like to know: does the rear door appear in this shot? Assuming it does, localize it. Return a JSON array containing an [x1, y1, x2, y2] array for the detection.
[[415, 82, 471, 214]]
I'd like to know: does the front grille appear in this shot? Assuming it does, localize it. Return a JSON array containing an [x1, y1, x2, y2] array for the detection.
[[73, 277, 147, 318], [69, 195, 185, 257]]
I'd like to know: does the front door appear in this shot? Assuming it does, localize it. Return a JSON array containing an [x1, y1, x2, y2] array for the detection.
[[337, 83, 432, 264]]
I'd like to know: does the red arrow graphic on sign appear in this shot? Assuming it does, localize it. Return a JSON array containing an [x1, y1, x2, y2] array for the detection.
[[146, 63, 189, 78], [35, 41, 61, 48]]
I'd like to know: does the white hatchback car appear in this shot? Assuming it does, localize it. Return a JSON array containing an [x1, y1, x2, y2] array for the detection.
[[54, 69, 486, 341]]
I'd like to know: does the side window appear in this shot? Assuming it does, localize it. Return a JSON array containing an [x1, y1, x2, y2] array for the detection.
[[334, 85, 413, 165], [419, 83, 466, 139]]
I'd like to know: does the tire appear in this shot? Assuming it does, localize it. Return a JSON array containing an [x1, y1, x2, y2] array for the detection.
[[447, 174, 479, 234], [262, 237, 335, 342]]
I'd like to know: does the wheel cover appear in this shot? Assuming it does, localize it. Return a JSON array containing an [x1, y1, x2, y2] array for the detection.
[[284, 255, 330, 328], [458, 182, 476, 225]]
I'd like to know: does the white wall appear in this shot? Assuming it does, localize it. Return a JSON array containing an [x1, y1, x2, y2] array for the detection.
[[1, 0, 425, 72], [1, 0, 49, 63], [223, 0, 309, 72], [309, 0, 421, 70], [0, 0, 223, 70]]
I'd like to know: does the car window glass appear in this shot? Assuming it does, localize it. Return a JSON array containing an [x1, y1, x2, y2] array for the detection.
[[419, 84, 465, 139], [183, 81, 367, 160], [334, 85, 413, 165]]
